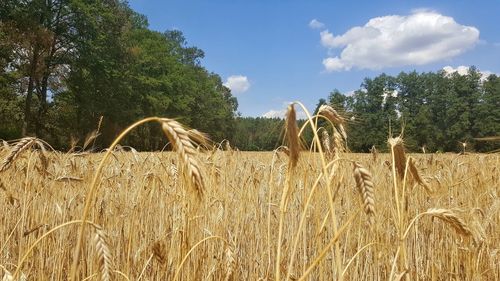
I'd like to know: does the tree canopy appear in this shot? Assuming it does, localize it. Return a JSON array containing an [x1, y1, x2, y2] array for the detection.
[[0, 0, 237, 150]]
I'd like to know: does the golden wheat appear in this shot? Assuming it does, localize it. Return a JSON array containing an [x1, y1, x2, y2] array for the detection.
[[353, 161, 375, 225], [93, 225, 113, 281], [408, 157, 432, 193], [388, 136, 406, 180], [0, 137, 37, 172], [161, 119, 205, 197], [0, 117, 498, 280], [285, 104, 300, 168], [425, 208, 473, 237], [321, 129, 333, 159]]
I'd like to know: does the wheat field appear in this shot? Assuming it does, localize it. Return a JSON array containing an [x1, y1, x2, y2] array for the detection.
[[0, 115, 499, 280]]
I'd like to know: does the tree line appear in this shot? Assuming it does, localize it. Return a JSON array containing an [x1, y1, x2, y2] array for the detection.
[[0, 0, 237, 150], [231, 69, 500, 153], [1, 1, 498, 152]]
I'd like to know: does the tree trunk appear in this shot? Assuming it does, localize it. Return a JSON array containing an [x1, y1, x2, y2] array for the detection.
[[34, 0, 65, 136], [23, 46, 40, 136], [35, 73, 49, 136]]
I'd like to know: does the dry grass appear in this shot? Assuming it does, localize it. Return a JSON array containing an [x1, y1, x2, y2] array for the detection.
[[0, 119, 499, 280]]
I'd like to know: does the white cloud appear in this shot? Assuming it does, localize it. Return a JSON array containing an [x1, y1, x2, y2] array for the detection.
[[262, 109, 287, 119], [262, 104, 308, 119], [320, 11, 480, 71], [443, 65, 469, 76], [309, 19, 325, 29], [223, 75, 250, 94], [323, 57, 348, 71], [345, 90, 356, 97], [443, 65, 497, 81]]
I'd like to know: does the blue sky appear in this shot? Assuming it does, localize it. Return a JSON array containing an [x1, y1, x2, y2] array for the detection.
[[128, 0, 500, 118]]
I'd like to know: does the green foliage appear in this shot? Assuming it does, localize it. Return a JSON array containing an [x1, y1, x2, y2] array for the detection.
[[231, 117, 284, 151], [0, 0, 237, 150], [338, 71, 499, 153]]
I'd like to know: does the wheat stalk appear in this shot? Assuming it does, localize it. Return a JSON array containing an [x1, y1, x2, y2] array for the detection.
[[353, 162, 375, 225], [285, 104, 300, 168], [83, 130, 100, 151], [93, 226, 113, 281], [161, 119, 205, 198], [0, 137, 37, 172], [370, 145, 378, 161]]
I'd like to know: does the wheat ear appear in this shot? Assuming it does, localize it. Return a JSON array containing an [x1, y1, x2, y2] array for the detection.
[[224, 246, 236, 281], [321, 129, 333, 159], [388, 137, 406, 180], [0, 137, 37, 172], [318, 104, 345, 124], [152, 241, 167, 265], [161, 119, 205, 198], [408, 157, 433, 193], [318, 104, 347, 139], [353, 162, 375, 224], [332, 126, 345, 155], [425, 208, 473, 237], [370, 145, 378, 161], [285, 104, 300, 168], [1, 140, 9, 151], [94, 226, 113, 281]]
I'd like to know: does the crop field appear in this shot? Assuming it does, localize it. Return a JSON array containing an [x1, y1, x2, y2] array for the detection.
[[0, 148, 500, 280], [0, 122, 499, 280]]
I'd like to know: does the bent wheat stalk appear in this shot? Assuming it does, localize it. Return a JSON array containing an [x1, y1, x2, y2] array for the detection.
[[14, 220, 101, 279], [402, 208, 473, 238], [70, 117, 207, 280], [173, 236, 228, 281], [297, 212, 358, 281], [290, 101, 344, 279]]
